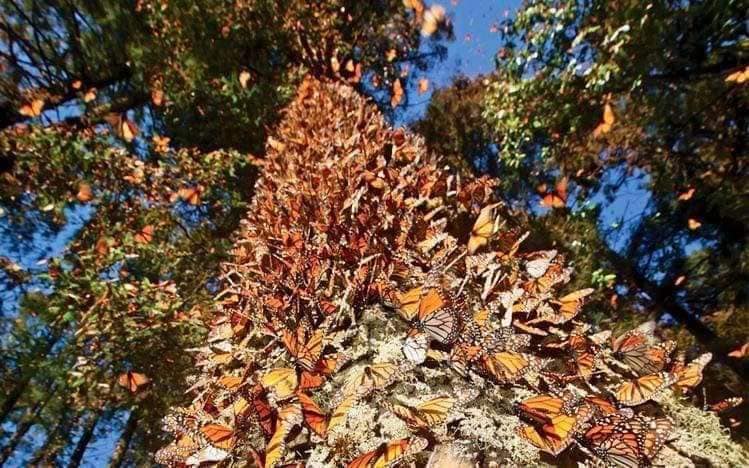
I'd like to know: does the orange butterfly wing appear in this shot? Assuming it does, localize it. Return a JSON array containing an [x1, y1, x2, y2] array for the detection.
[[297, 392, 328, 437]]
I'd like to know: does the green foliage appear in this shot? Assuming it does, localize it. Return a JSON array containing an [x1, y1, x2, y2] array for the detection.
[[0, 125, 250, 454], [481, 0, 749, 379]]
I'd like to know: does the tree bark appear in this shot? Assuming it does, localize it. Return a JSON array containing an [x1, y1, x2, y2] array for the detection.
[[108, 409, 139, 468], [67, 410, 102, 468]]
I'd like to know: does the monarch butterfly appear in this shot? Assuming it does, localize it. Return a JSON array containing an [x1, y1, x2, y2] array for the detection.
[[523, 257, 570, 295], [611, 322, 675, 375], [154, 433, 201, 464], [247, 386, 275, 436], [567, 329, 605, 381], [708, 397, 743, 414], [671, 352, 711, 392], [397, 286, 425, 321], [200, 423, 234, 449], [615, 372, 675, 406], [382, 396, 456, 431], [629, 416, 673, 461], [402, 331, 429, 364], [401, 288, 461, 344], [515, 394, 569, 424], [265, 402, 303, 468], [134, 225, 155, 244], [261, 368, 298, 400], [517, 409, 589, 456], [347, 437, 428, 468], [539, 177, 568, 209], [525, 250, 558, 279], [546, 288, 595, 324], [449, 343, 482, 376], [281, 324, 327, 371], [342, 362, 400, 396], [297, 392, 328, 437], [467, 203, 502, 254], [593, 102, 616, 138], [117, 371, 151, 394], [155, 434, 231, 465], [482, 351, 542, 383], [583, 395, 618, 417], [583, 413, 671, 467], [417, 219, 448, 253]]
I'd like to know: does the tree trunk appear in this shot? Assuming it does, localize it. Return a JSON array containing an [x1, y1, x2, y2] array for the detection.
[[67, 410, 102, 468], [28, 410, 77, 467], [108, 409, 139, 468], [0, 390, 55, 465], [606, 248, 749, 381], [0, 322, 64, 425]]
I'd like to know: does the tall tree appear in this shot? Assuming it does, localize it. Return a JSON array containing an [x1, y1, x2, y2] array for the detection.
[[1, 0, 442, 463], [480, 0, 748, 381]]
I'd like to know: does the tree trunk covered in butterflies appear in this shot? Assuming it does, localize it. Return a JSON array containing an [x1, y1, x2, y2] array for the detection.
[[156, 79, 749, 467], [68, 410, 102, 468], [108, 409, 139, 468]]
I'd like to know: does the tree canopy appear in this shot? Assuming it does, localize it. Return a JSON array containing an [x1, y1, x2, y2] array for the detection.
[[1, 0, 747, 465]]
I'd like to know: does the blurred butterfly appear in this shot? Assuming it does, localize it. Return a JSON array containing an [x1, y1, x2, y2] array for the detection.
[[117, 371, 151, 393], [539, 177, 568, 209], [402, 330, 429, 364], [615, 371, 675, 406], [481, 351, 544, 383], [281, 323, 327, 371], [342, 362, 400, 396], [265, 402, 303, 468], [261, 368, 298, 400], [670, 352, 711, 392], [347, 437, 428, 468], [708, 397, 743, 414], [382, 396, 456, 431], [296, 392, 328, 437], [467, 203, 502, 254], [611, 322, 675, 375]]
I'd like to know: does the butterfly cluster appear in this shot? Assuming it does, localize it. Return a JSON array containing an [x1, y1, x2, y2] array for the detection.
[[156, 79, 737, 467]]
